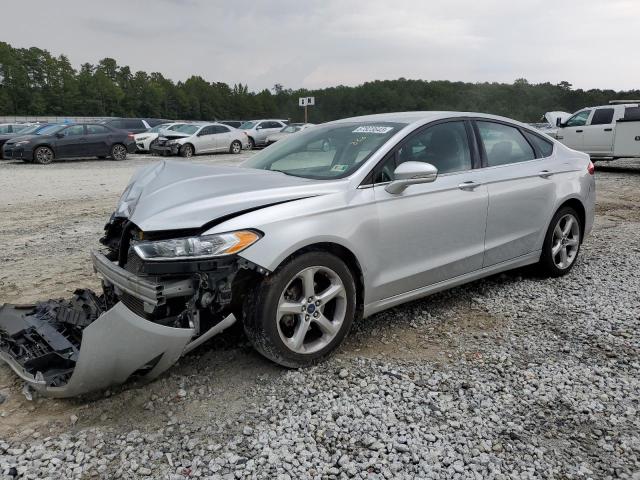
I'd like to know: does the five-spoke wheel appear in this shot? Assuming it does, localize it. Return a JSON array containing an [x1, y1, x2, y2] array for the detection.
[[540, 206, 582, 276]]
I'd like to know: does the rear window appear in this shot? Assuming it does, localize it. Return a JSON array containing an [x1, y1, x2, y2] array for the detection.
[[124, 119, 143, 129], [623, 107, 640, 121], [477, 121, 536, 166], [590, 108, 614, 125], [523, 131, 554, 157]]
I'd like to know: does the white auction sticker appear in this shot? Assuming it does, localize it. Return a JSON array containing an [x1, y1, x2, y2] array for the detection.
[[352, 126, 394, 134]]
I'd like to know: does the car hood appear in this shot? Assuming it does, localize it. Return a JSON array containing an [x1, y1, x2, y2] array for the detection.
[[118, 160, 345, 231], [544, 111, 571, 126]]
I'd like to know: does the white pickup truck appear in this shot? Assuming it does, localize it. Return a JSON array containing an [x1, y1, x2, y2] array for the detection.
[[552, 101, 640, 160]]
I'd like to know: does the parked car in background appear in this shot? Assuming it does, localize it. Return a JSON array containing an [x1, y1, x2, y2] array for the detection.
[[150, 122, 248, 157], [134, 123, 187, 152], [218, 120, 245, 129], [239, 119, 289, 149], [552, 101, 640, 160], [0, 111, 596, 396], [99, 118, 152, 134], [143, 118, 172, 128], [265, 123, 315, 145], [0, 123, 34, 135], [0, 123, 55, 159], [529, 112, 570, 139], [2, 123, 136, 164]]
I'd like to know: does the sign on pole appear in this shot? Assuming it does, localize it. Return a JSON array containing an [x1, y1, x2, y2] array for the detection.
[[299, 97, 315, 122]]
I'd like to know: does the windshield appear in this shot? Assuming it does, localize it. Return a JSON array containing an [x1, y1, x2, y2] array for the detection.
[[16, 124, 44, 135], [243, 122, 406, 179], [148, 124, 171, 133], [173, 124, 200, 135], [281, 125, 301, 133], [239, 121, 256, 129], [38, 125, 65, 135]]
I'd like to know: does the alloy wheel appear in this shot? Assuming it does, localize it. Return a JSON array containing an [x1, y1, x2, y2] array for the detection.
[[551, 213, 580, 269], [276, 266, 347, 354], [112, 144, 127, 161], [35, 147, 53, 164], [231, 141, 241, 154]]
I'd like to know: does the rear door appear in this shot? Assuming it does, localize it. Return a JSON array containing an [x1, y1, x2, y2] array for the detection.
[[583, 107, 615, 155], [557, 110, 591, 151], [474, 120, 558, 267], [212, 125, 232, 150], [85, 124, 112, 156], [371, 120, 488, 300], [54, 125, 88, 158]]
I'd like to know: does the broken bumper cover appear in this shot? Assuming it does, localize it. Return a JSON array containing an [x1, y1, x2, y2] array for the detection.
[[0, 252, 236, 397], [150, 144, 180, 156], [0, 302, 195, 398]]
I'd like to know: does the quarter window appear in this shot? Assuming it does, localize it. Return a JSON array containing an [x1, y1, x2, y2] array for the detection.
[[477, 121, 536, 166], [523, 130, 554, 158], [565, 110, 591, 127], [590, 108, 614, 125]]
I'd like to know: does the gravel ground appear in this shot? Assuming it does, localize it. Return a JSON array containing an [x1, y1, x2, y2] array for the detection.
[[0, 155, 639, 479]]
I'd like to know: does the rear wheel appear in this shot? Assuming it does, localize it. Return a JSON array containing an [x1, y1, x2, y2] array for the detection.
[[538, 207, 582, 277], [34, 146, 54, 165], [230, 140, 242, 154], [180, 144, 194, 157], [243, 252, 356, 368], [110, 144, 127, 161], [246, 137, 255, 150]]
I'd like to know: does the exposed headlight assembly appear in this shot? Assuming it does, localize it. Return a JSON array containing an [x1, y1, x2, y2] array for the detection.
[[133, 230, 261, 261]]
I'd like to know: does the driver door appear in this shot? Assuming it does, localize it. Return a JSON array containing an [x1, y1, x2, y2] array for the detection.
[[557, 110, 591, 151], [54, 125, 87, 158], [369, 120, 488, 302], [194, 126, 216, 153]]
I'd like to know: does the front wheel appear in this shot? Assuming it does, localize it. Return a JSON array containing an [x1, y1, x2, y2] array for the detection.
[[538, 207, 582, 277], [180, 144, 194, 158], [34, 146, 54, 165], [243, 252, 356, 368], [230, 140, 242, 154], [110, 144, 127, 161]]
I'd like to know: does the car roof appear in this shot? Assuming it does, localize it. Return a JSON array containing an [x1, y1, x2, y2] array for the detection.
[[328, 111, 536, 130]]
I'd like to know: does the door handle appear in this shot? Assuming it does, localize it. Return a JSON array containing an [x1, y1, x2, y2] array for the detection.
[[538, 170, 553, 178], [458, 181, 482, 191], [556, 135, 564, 139], [604, 128, 613, 132], [576, 129, 583, 133]]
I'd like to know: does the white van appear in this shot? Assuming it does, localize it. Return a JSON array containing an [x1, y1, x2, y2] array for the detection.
[[553, 101, 640, 160]]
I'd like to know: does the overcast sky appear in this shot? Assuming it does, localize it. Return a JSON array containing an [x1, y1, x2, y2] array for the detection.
[[3, 0, 639, 92]]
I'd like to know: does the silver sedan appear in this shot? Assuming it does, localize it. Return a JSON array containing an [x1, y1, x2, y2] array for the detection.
[[0, 111, 595, 396]]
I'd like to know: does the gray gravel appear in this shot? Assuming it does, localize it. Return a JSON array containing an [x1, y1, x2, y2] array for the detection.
[[1, 158, 639, 479]]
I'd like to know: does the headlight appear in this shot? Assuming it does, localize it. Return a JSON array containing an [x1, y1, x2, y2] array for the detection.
[[137, 136, 149, 141], [14, 141, 30, 146], [166, 140, 177, 145], [133, 230, 261, 261]]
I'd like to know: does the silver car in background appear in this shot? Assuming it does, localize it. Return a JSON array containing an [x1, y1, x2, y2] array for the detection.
[[265, 123, 315, 146], [240, 119, 289, 149], [0, 111, 595, 396]]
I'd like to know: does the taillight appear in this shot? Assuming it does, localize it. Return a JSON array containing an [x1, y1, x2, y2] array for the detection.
[[587, 160, 595, 175], [128, 133, 135, 139]]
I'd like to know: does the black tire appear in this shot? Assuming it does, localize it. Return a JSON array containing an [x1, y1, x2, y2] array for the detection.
[[230, 140, 242, 154], [110, 144, 127, 161], [180, 144, 194, 158], [243, 251, 357, 368], [33, 146, 54, 165], [538, 206, 582, 277], [246, 137, 255, 150]]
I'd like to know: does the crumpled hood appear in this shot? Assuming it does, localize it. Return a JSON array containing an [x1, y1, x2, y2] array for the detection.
[[544, 111, 571, 126], [120, 160, 343, 231]]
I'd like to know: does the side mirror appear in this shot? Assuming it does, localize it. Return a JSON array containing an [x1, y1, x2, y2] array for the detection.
[[385, 161, 438, 194]]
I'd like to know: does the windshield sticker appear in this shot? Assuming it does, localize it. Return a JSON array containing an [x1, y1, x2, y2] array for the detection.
[[330, 164, 349, 172], [352, 126, 394, 134]]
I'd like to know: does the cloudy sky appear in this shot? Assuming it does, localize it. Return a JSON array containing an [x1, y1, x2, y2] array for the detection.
[[3, 0, 639, 91]]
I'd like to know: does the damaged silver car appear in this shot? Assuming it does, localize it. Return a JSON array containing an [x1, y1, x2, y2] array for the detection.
[[0, 112, 595, 397]]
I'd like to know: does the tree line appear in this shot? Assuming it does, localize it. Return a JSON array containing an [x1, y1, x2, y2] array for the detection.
[[1, 42, 638, 124]]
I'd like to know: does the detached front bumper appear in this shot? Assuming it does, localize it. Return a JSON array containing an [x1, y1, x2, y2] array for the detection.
[[0, 251, 235, 397], [150, 144, 180, 156]]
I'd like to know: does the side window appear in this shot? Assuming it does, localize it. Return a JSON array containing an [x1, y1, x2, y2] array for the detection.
[[86, 125, 109, 134], [374, 121, 472, 182], [63, 125, 85, 136], [265, 121, 281, 129], [477, 121, 535, 166], [623, 107, 640, 121], [0, 125, 10, 134], [565, 110, 591, 127], [523, 130, 554, 158], [590, 108, 614, 125], [125, 119, 143, 129], [212, 125, 230, 134], [199, 126, 214, 136]]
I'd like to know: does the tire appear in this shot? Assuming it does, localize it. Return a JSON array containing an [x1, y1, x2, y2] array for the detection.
[[243, 251, 357, 368], [230, 140, 242, 154], [246, 137, 255, 150], [538, 206, 582, 277], [110, 144, 127, 161], [180, 144, 194, 158], [33, 146, 54, 165]]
